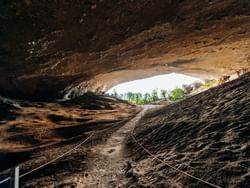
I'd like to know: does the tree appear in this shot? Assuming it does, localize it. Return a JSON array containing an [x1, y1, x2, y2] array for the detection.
[[182, 84, 193, 95], [111, 89, 118, 98], [127, 92, 134, 102], [135, 93, 143, 104], [114, 88, 173, 105], [143, 92, 151, 104], [160, 89, 167, 100], [192, 81, 203, 90], [170, 88, 185, 101], [151, 89, 159, 102]]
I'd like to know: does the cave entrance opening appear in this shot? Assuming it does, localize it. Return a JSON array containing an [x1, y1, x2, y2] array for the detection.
[[106, 73, 206, 105]]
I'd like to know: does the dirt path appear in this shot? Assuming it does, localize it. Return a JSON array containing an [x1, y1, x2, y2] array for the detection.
[[76, 106, 155, 188]]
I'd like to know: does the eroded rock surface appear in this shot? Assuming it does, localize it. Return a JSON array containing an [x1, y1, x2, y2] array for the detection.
[[0, 94, 139, 175], [126, 72, 250, 188], [1, 1, 250, 99]]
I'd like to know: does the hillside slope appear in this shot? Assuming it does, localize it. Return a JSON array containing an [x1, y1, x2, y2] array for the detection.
[[126, 72, 250, 188], [0, 94, 138, 173]]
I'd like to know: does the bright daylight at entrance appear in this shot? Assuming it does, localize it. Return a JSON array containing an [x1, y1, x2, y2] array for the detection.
[[1, 1, 249, 187], [107, 73, 216, 104]]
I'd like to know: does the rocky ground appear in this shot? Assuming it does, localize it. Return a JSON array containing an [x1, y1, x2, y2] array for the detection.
[[126, 72, 250, 188], [0, 73, 249, 188], [1, 1, 250, 187], [74, 106, 153, 188], [0, 94, 139, 187]]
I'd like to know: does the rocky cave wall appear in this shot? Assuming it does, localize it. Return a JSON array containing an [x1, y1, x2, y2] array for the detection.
[[0, 0, 250, 100]]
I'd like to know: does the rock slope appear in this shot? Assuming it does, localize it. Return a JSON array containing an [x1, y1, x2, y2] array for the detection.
[[126, 72, 250, 188], [0, 93, 138, 174]]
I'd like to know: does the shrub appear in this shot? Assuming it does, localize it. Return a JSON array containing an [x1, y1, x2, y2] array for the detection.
[[171, 88, 185, 101], [202, 79, 217, 89]]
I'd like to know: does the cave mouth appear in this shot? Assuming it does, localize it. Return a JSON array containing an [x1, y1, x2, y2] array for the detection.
[[106, 73, 204, 104]]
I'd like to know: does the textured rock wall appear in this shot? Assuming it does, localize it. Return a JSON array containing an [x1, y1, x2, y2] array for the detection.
[[0, 0, 250, 99]]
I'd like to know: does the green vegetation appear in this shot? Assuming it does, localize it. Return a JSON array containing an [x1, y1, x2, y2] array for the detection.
[[160, 89, 168, 100], [151, 89, 159, 102], [124, 90, 159, 104], [170, 88, 185, 101], [109, 79, 218, 105], [109, 87, 185, 104], [202, 79, 217, 89], [110, 89, 170, 105]]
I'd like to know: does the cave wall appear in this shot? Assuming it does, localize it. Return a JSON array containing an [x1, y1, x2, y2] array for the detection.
[[0, 0, 250, 99]]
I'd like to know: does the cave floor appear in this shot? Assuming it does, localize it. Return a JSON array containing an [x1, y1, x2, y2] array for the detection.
[[76, 105, 160, 188]]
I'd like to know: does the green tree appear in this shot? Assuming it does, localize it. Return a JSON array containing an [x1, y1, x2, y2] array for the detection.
[[134, 93, 142, 104], [171, 88, 185, 101], [151, 89, 159, 102], [160, 89, 167, 100], [143, 92, 151, 104], [127, 92, 134, 102]]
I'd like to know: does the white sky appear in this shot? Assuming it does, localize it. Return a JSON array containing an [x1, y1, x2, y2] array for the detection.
[[107, 73, 202, 94]]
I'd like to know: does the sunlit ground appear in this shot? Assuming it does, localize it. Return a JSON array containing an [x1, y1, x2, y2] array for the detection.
[[107, 73, 203, 95]]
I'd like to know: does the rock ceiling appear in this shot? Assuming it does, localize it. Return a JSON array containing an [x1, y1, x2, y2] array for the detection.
[[0, 0, 249, 99]]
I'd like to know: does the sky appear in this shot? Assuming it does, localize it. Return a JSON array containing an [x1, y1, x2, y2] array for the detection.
[[107, 73, 202, 95]]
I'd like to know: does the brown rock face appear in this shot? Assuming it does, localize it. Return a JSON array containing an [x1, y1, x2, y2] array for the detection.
[[126, 72, 250, 188], [1, 0, 250, 99]]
